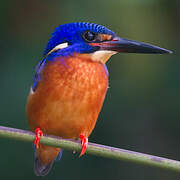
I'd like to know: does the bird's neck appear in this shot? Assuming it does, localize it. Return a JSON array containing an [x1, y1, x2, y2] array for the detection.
[[39, 55, 109, 92]]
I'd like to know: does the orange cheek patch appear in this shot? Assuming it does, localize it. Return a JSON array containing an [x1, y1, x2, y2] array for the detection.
[[89, 34, 113, 47], [99, 34, 113, 41]]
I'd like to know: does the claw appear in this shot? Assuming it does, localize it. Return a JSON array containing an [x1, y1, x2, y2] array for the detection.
[[79, 134, 88, 157], [34, 127, 43, 149]]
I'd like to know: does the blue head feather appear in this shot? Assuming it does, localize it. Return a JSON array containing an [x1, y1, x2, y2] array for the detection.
[[32, 22, 115, 91], [44, 22, 115, 56]]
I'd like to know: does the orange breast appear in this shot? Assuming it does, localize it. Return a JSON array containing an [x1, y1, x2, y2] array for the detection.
[[26, 54, 108, 138]]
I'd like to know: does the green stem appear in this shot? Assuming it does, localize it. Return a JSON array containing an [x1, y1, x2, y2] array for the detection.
[[0, 125, 179, 173]]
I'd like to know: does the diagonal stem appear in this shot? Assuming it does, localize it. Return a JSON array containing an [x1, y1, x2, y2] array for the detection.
[[0, 125, 180, 173]]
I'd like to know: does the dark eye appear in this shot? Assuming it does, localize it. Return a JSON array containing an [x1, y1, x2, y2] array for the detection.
[[83, 31, 97, 42]]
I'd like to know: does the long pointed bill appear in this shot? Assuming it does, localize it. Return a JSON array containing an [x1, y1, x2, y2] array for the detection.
[[91, 36, 172, 54]]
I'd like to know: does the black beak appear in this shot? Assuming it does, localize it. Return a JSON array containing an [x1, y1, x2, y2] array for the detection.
[[93, 36, 172, 54]]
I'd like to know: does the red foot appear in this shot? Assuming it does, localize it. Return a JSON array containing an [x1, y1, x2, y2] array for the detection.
[[79, 134, 88, 157], [34, 127, 43, 149]]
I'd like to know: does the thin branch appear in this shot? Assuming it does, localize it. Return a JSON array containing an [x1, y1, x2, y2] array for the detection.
[[0, 126, 180, 173]]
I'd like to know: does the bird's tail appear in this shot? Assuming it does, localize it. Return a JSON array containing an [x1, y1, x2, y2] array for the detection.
[[34, 144, 63, 176]]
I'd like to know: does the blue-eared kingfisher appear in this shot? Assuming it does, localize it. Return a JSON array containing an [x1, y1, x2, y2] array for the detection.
[[26, 22, 172, 176]]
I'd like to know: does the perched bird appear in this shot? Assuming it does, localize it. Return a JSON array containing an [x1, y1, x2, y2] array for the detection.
[[26, 22, 172, 176]]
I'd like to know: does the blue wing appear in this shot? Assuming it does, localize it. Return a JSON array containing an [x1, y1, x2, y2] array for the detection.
[[32, 58, 47, 92]]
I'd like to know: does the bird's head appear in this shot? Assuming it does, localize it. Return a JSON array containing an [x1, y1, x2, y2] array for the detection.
[[44, 22, 172, 63]]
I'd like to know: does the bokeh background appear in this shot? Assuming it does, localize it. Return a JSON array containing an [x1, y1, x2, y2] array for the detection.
[[1, 0, 180, 179]]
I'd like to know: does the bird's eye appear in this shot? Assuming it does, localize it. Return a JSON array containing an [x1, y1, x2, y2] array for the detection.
[[83, 31, 97, 42]]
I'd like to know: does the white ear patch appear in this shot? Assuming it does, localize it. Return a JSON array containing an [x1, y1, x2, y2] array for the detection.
[[90, 50, 117, 64], [47, 42, 68, 55]]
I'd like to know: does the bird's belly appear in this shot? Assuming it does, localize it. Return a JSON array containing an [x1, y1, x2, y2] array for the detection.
[[38, 87, 106, 138], [26, 57, 108, 138]]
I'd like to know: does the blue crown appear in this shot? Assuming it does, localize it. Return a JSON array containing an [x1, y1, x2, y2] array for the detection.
[[44, 22, 115, 55]]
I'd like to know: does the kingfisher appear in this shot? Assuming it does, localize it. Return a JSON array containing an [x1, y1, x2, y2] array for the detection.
[[26, 22, 172, 176]]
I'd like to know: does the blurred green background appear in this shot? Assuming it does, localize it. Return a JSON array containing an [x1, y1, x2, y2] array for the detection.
[[1, 0, 180, 179]]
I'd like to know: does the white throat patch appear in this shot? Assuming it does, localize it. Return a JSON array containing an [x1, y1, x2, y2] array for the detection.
[[90, 50, 117, 64]]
